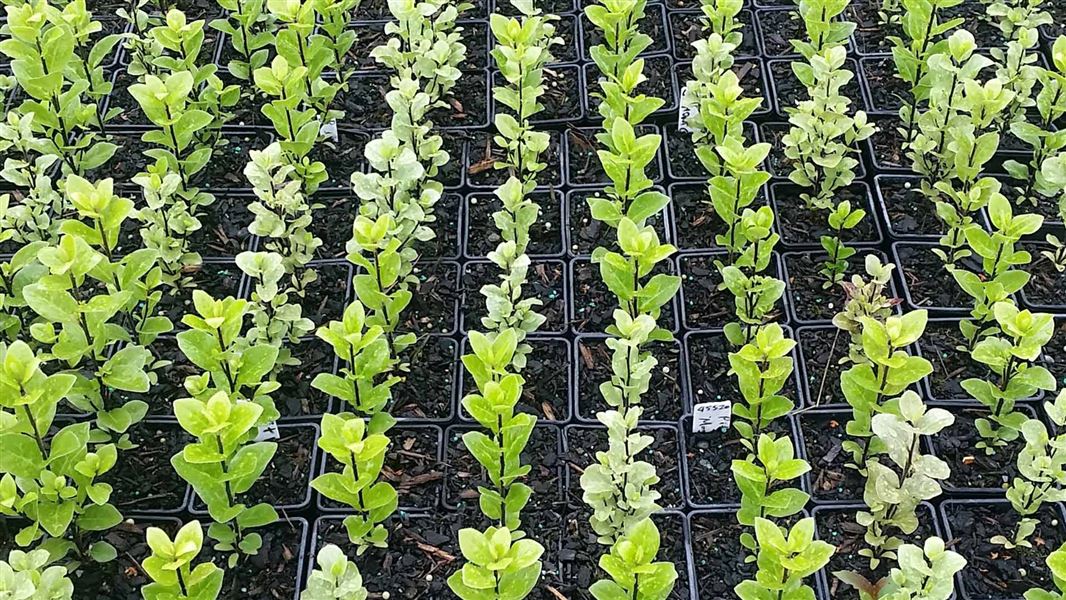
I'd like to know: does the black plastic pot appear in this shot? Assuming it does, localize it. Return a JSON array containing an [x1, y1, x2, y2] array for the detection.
[[865, 112, 910, 173], [465, 130, 566, 190], [389, 334, 460, 423], [663, 121, 760, 182], [489, 63, 586, 125], [316, 423, 444, 513], [769, 181, 884, 250], [792, 407, 866, 505], [858, 54, 908, 114], [580, 55, 680, 120], [759, 121, 868, 181], [812, 502, 943, 600], [459, 257, 569, 334], [668, 9, 759, 61], [767, 57, 869, 117], [677, 57, 772, 119], [568, 255, 681, 335], [890, 241, 977, 316], [781, 249, 894, 326], [405, 259, 463, 337], [562, 422, 686, 510], [563, 125, 666, 189], [874, 174, 994, 241], [456, 336, 573, 423], [925, 403, 1040, 497], [462, 190, 566, 260], [573, 333, 687, 424], [564, 186, 675, 258], [1020, 242, 1066, 312], [680, 412, 801, 509], [189, 422, 320, 514], [580, 3, 672, 61], [677, 250, 787, 331], [668, 180, 766, 254], [940, 499, 1066, 600]]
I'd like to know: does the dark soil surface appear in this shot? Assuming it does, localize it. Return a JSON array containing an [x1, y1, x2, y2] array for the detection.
[[770, 58, 865, 114], [492, 65, 583, 123], [916, 320, 989, 401], [876, 176, 948, 238], [564, 426, 683, 509], [460, 337, 572, 422], [401, 261, 461, 336], [944, 502, 1066, 600], [817, 504, 937, 600], [797, 326, 849, 407], [757, 8, 804, 57], [785, 251, 877, 323], [686, 331, 800, 409], [105, 421, 191, 513], [679, 254, 741, 330], [464, 190, 564, 257], [1022, 243, 1066, 309], [576, 338, 684, 422], [442, 424, 563, 509], [670, 182, 737, 251], [771, 182, 880, 248], [895, 244, 975, 311], [683, 416, 791, 506], [565, 126, 663, 187], [582, 55, 677, 118], [928, 408, 1023, 493], [461, 259, 567, 333], [669, 10, 757, 60], [798, 411, 865, 503], [566, 189, 670, 256], [582, 5, 670, 58], [201, 519, 306, 600], [466, 130, 564, 188], [392, 335, 458, 420], [570, 258, 678, 333], [860, 55, 909, 113]]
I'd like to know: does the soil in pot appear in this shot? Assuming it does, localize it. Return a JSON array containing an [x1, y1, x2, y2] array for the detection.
[[566, 126, 662, 187], [1021, 244, 1066, 309], [338, 74, 391, 129], [551, 15, 581, 63], [192, 425, 316, 510], [670, 9, 757, 59], [310, 196, 358, 259], [671, 182, 738, 251], [941, 2, 1002, 48], [560, 509, 690, 600], [187, 194, 256, 255], [582, 6, 669, 58], [1045, 320, 1066, 389], [274, 337, 333, 418], [770, 58, 865, 114], [401, 261, 461, 336], [684, 416, 791, 505], [461, 259, 567, 333], [817, 504, 937, 600], [492, 65, 582, 123], [465, 190, 563, 257], [570, 258, 678, 334], [392, 335, 457, 420], [576, 338, 684, 422], [439, 132, 467, 189], [895, 244, 976, 310], [154, 261, 244, 330], [860, 55, 909, 113], [690, 512, 802, 597], [917, 320, 988, 401], [308, 129, 369, 189], [757, 8, 805, 57], [69, 518, 177, 600], [314, 513, 460, 599], [460, 337, 572, 422], [665, 122, 759, 181], [785, 251, 878, 323], [772, 183, 880, 248], [876, 176, 947, 237], [798, 326, 850, 407], [686, 331, 800, 411], [296, 262, 351, 325], [847, 2, 902, 55], [443, 424, 563, 509], [582, 55, 676, 116], [680, 254, 775, 330], [944, 502, 1066, 600], [201, 519, 305, 600], [104, 421, 190, 513], [566, 189, 670, 256], [869, 114, 907, 170], [930, 407, 1020, 492], [564, 426, 683, 509], [322, 425, 444, 510], [466, 130, 563, 188], [428, 71, 489, 128], [798, 411, 865, 502]]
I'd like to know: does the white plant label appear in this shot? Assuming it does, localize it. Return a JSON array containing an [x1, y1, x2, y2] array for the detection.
[[320, 119, 339, 142], [255, 421, 280, 442], [678, 83, 697, 133], [692, 401, 731, 433]]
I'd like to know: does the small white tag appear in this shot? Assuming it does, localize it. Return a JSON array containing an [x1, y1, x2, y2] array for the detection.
[[678, 83, 697, 133], [320, 119, 339, 142], [692, 401, 731, 433], [254, 422, 280, 442]]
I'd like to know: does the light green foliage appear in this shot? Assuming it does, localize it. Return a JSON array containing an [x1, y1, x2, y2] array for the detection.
[[859, 392, 953, 568], [211, 0, 276, 81], [1, 0, 117, 175], [371, 0, 471, 99], [734, 517, 834, 600], [172, 290, 281, 564], [832, 255, 897, 365], [837, 537, 965, 600], [449, 527, 544, 600], [783, 37, 875, 287], [141, 521, 224, 600], [1006, 36, 1066, 208], [963, 303, 1056, 454], [265, 0, 343, 122], [840, 311, 933, 473], [461, 331, 538, 534], [133, 167, 214, 289], [312, 301, 399, 418], [301, 544, 368, 600], [311, 413, 397, 554], [0, 341, 122, 564], [587, 120, 670, 231], [950, 192, 1042, 345], [345, 213, 417, 354], [0, 549, 74, 600], [728, 324, 796, 444], [593, 218, 680, 336], [704, 137, 771, 265], [252, 59, 330, 192], [236, 251, 315, 357], [1038, 149, 1066, 271], [0, 112, 64, 247], [589, 518, 678, 600], [244, 144, 324, 292], [731, 434, 810, 556], [1025, 543, 1066, 600], [0, 238, 47, 342]]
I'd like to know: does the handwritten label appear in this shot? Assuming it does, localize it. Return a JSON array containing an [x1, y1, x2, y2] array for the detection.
[[254, 422, 280, 442], [320, 119, 339, 142], [692, 401, 731, 433], [678, 83, 697, 133]]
